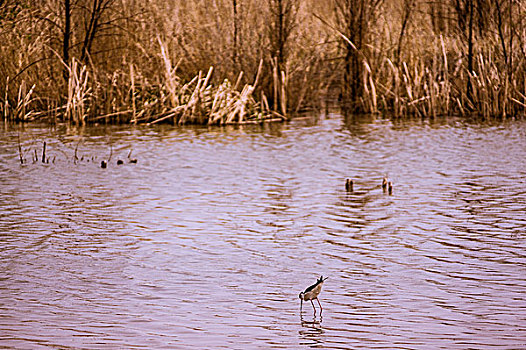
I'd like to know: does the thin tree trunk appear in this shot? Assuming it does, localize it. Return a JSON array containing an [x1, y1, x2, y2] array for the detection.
[[63, 0, 71, 80], [508, 0, 513, 85], [396, 0, 414, 64], [467, 0, 474, 103], [495, 0, 508, 66], [81, 0, 107, 63], [232, 0, 238, 69], [277, 0, 284, 71]]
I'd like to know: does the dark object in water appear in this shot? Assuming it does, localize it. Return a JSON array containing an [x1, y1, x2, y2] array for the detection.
[[129, 158, 137, 164], [345, 178, 353, 192], [382, 177, 388, 192], [117, 159, 124, 165], [388, 181, 393, 195], [101, 160, 107, 168], [42, 142, 46, 163]]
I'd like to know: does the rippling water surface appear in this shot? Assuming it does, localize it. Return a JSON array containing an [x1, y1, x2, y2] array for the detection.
[[1, 116, 525, 349]]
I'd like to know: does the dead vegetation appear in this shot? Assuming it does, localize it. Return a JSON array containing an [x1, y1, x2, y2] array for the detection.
[[0, 0, 524, 124]]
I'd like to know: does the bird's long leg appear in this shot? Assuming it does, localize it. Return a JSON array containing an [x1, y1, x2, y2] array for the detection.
[[300, 299, 303, 313], [316, 298, 323, 313], [310, 300, 317, 315]]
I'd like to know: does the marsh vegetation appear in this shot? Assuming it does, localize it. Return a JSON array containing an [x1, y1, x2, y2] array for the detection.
[[1, 0, 524, 124]]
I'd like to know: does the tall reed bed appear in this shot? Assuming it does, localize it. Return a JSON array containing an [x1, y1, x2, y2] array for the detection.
[[0, 0, 524, 123], [41, 40, 280, 125], [360, 34, 526, 119], [1, 0, 326, 124], [343, 0, 526, 118]]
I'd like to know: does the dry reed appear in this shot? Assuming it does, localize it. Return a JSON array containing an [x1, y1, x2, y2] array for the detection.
[[0, 0, 524, 123]]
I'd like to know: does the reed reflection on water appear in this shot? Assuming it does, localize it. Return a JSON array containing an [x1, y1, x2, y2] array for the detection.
[[0, 116, 525, 349]]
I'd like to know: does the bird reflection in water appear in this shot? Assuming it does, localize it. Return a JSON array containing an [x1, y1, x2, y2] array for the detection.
[[300, 313, 323, 326], [299, 314, 325, 347]]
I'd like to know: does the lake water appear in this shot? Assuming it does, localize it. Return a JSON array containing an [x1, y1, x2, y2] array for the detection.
[[1, 115, 525, 349]]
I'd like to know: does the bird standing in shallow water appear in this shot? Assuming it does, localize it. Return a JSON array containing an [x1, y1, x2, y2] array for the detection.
[[299, 276, 328, 315]]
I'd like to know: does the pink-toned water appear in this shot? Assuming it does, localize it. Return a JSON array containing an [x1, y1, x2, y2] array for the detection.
[[1, 116, 525, 349]]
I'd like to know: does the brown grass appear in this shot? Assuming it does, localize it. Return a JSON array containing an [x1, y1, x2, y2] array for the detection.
[[0, 0, 524, 123]]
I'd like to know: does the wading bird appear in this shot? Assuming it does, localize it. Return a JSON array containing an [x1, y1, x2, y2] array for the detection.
[[299, 276, 328, 314]]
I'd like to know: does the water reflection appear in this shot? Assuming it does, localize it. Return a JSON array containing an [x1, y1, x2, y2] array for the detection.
[[299, 314, 324, 347], [1, 117, 526, 349]]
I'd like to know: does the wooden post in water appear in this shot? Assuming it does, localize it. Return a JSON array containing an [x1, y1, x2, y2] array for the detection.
[[18, 134, 23, 164], [42, 142, 46, 163]]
